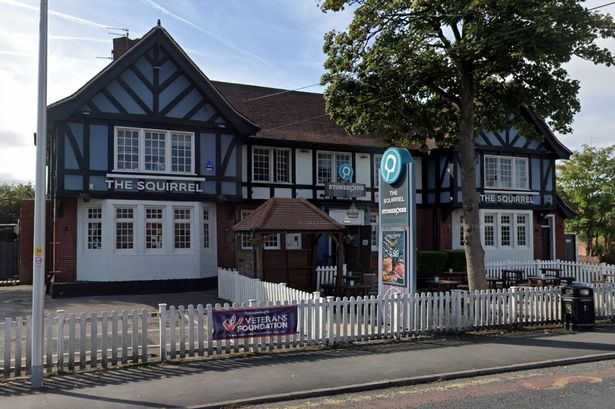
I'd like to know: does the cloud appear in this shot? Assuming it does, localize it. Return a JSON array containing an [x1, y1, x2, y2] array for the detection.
[[0, 0, 109, 28], [0, 129, 30, 148]]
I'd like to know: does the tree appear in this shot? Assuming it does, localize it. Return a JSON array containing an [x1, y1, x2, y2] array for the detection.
[[320, 0, 615, 290], [0, 182, 35, 224], [557, 145, 615, 256]]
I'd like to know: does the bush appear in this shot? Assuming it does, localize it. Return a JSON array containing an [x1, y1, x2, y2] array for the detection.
[[444, 249, 466, 272], [417, 251, 448, 276]]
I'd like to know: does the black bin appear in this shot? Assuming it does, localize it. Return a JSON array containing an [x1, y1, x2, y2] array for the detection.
[[561, 284, 595, 330]]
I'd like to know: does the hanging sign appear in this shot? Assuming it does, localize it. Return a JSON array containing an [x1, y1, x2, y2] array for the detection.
[[378, 147, 416, 296]]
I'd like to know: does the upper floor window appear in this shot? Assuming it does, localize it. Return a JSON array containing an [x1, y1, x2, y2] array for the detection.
[[484, 155, 528, 190], [252, 147, 291, 183], [317, 151, 351, 184], [115, 127, 194, 174]]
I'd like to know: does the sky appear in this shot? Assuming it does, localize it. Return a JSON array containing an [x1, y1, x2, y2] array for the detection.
[[0, 0, 614, 183]]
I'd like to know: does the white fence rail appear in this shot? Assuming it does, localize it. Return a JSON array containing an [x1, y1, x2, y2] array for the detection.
[[0, 309, 153, 379], [159, 284, 615, 361], [485, 259, 615, 283], [3, 283, 615, 379], [218, 268, 318, 304]]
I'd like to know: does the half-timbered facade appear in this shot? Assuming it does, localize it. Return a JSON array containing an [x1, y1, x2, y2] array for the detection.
[[21, 24, 574, 290]]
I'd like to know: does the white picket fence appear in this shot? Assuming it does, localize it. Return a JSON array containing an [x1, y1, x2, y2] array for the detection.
[[159, 284, 615, 361], [315, 264, 348, 289], [0, 309, 153, 379], [485, 259, 615, 283], [217, 268, 318, 304]]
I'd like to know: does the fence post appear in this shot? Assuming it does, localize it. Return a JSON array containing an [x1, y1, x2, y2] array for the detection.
[[326, 296, 334, 345], [57, 310, 65, 373], [158, 303, 167, 362], [312, 291, 321, 300], [451, 291, 462, 333]]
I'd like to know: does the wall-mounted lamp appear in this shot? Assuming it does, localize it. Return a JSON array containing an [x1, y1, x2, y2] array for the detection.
[[360, 154, 369, 159], [299, 149, 310, 153]]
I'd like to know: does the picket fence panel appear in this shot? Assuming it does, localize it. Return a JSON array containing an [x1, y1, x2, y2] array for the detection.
[[485, 259, 615, 284], [0, 309, 153, 378]]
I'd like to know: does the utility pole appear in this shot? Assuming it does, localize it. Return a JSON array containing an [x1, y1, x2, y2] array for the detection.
[[31, 0, 48, 389]]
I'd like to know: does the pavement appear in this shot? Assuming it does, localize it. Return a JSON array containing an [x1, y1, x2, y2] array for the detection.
[[2, 321, 615, 409], [0, 285, 224, 319]]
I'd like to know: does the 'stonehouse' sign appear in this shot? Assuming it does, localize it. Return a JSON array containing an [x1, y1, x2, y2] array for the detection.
[[105, 179, 203, 193], [325, 182, 366, 198], [378, 147, 417, 296]]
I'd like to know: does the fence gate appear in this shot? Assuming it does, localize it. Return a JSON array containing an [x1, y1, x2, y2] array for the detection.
[[0, 242, 18, 280]]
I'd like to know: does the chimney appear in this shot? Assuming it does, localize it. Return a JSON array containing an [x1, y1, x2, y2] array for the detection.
[[112, 37, 140, 61]]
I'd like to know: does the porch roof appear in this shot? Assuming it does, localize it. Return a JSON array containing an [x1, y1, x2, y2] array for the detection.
[[232, 198, 345, 233]]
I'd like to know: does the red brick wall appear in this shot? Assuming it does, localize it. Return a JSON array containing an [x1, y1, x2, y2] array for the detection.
[[52, 198, 78, 282], [554, 213, 566, 260], [216, 203, 237, 268], [416, 208, 434, 250], [19, 200, 53, 284], [533, 213, 543, 260]]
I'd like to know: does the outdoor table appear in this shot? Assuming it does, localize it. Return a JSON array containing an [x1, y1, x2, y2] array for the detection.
[[529, 276, 560, 287], [486, 277, 503, 289], [502, 269, 524, 287], [425, 278, 460, 292]]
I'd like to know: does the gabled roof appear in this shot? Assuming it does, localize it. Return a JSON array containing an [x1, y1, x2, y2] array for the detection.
[[47, 26, 259, 135], [232, 198, 345, 232], [556, 193, 577, 219], [521, 108, 573, 160], [212, 81, 388, 148]]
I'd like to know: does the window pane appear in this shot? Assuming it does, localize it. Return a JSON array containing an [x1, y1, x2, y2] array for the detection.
[[264, 234, 279, 249], [145, 207, 163, 249], [240, 210, 252, 249], [459, 215, 465, 246], [117, 129, 139, 170], [115, 207, 134, 249], [174, 208, 191, 249], [275, 149, 290, 183], [484, 214, 495, 246], [253, 147, 270, 182], [317, 152, 333, 184], [500, 158, 513, 188], [171, 133, 192, 173], [500, 214, 511, 246], [374, 155, 381, 188], [517, 215, 527, 246], [484, 157, 497, 188], [87, 207, 102, 250], [203, 209, 210, 249], [335, 153, 351, 182], [144, 131, 166, 171], [515, 158, 528, 189]]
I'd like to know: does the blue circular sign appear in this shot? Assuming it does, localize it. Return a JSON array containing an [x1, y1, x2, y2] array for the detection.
[[380, 148, 403, 184], [338, 163, 353, 181]]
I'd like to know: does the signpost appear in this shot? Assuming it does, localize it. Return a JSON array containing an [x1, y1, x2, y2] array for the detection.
[[378, 147, 416, 296]]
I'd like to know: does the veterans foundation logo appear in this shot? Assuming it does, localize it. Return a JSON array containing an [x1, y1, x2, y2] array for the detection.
[[212, 305, 298, 339]]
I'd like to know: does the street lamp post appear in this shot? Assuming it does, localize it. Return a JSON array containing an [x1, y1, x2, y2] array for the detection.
[[31, 0, 48, 389]]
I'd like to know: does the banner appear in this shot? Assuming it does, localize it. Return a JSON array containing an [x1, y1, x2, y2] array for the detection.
[[212, 305, 298, 340]]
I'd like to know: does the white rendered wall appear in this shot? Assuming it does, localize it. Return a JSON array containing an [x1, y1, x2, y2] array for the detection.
[[295, 149, 312, 185], [76, 199, 218, 281]]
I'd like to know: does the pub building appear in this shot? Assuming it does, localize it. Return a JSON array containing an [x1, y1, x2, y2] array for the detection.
[[19, 24, 575, 294]]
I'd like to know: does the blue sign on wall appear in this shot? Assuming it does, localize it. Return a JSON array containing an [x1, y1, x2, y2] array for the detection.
[[338, 163, 354, 181], [212, 305, 298, 340]]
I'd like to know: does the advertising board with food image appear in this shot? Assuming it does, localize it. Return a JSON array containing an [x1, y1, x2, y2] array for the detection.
[[381, 230, 406, 287]]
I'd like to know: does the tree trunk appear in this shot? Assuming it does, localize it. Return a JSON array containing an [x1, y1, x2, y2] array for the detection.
[[458, 74, 487, 291]]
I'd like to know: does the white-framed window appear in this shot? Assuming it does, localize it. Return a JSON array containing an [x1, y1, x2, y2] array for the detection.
[[482, 210, 531, 249], [317, 151, 352, 184], [264, 234, 280, 250], [484, 213, 496, 247], [86, 207, 102, 250], [114, 127, 194, 174], [240, 210, 253, 250], [370, 213, 378, 251], [115, 206, 135, 250], [203, 209, 211, 249], [145, 207, 164, 250], [484, 155, 528, 190], [173, 208, 192, 249], [459, 214, 465, 247], [374, 154, 382, 188], [251, 146, 291, 183], [285, 233, 302, 250]]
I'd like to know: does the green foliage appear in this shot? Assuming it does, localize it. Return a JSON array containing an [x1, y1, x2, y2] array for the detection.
[[557, 145, 615, 256], [0, 182, 35, 224], [444, 249, 467, 272], [321, 0, 615, 141], [417, 251, 448, 276]]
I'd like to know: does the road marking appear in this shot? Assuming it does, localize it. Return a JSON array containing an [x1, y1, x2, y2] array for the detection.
[[521, 375, 603, 390]]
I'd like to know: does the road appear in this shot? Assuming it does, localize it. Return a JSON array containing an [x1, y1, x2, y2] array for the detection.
[[251, 359, 615, 409]]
